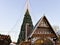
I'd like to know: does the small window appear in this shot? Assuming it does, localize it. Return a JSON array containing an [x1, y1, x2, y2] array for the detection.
[[37, 27, 40, 28]]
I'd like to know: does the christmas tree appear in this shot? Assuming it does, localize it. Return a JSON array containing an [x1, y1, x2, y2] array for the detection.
[[17, 9, 33, 44]]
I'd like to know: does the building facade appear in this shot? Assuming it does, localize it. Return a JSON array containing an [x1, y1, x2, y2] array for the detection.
[[18, 9, 59, 45], [0, 34, 11, 45]]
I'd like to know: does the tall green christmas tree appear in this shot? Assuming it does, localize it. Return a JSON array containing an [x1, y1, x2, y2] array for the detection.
[[17, 9, 33, 44]]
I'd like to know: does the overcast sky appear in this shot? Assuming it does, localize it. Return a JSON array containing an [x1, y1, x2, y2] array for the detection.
[[0, 0, 60, 42]]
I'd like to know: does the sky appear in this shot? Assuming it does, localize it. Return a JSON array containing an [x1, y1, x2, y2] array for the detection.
[[0, 0, 60, 42]]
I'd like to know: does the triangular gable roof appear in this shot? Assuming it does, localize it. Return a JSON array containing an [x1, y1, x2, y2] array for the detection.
[[29, 15, 58, 38]]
